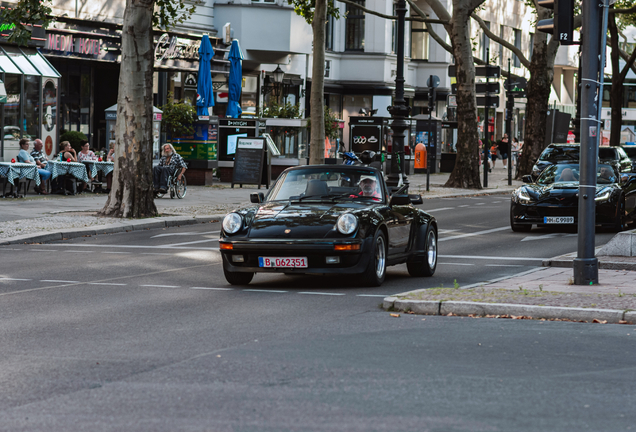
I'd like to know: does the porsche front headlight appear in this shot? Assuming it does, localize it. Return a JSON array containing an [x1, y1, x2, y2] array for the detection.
[[516, 188, 532, 202], [223, 212, 243, 234], [336, 213, 358, 235], [595, 188, 611, 202]]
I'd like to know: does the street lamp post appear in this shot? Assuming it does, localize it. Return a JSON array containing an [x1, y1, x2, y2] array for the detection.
[[387, 0, 410, 190]]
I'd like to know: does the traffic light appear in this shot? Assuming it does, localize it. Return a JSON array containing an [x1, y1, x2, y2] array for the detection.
[[536, 0, 574, 45]]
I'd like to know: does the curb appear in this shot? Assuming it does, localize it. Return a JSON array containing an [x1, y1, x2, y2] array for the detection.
[[383, 297, 634, 324], [0, 214, 224, 246], [542, 257, 636, 271]]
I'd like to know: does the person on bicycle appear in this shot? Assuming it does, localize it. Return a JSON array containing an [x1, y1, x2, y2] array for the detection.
[[153, 143, 186, 194]]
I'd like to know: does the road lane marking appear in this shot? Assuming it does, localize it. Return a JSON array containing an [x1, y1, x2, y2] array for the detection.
[[243, 289, 288, 293], [439, 255, 543, 261], [164, 238, 220, 247], [485, 264, 525, 267], [298, 292, 345, 296], [88, 282, 128, 286], [151, 230, 220, 239], [141, 253, 175, 256], [102, 251, 131, 254], [438, 227, 510, 242], [35, 244, 222, 251], [30, 249, 57, 252], [475, 203, 485, 205], [191, 287, 234, 291], [424, 207, 454, 212], [67, 251, 87, 253], [492, 201, 502, 203], [438, 263, 474, 266], [458, 205, 469, 207], [41, 280, 80, 283], [0, 278, 31, 281], [140, 284, 180, 288]]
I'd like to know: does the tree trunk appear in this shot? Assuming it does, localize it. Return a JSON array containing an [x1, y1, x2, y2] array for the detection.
[[444, 0, 483, 188], [515, 8, 558, 179], [609, 14, 624, 147], [99, 0, 157, 218], [309, 0, 327, 165]]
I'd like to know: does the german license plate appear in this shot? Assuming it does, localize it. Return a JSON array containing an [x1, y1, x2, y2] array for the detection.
[[544, 216, 574, 224], [259, 257, 308, 268]]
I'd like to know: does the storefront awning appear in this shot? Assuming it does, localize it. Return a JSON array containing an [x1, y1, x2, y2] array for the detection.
[[0, 46, 60, 77]]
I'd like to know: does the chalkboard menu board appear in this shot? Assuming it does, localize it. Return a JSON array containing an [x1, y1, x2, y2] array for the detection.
[[231, 138, 269, 189]]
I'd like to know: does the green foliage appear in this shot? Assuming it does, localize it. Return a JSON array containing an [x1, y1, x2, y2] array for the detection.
[[154, 0, 200, 30], [306, 106, 340, 140], [287, 0, 341, 24], [160, 93, 197, 138], [59, 130, 88, 153], [260, 101, 303, 119], [615, 0, 636, 31], [2, 0, 54, 46]]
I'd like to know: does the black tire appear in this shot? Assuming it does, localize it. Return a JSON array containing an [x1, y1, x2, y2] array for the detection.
[[510, 206, 532, 232], [407, 225, 437, 277], [360, 230, 387, 287], [223, 265, 254, 285], [176, 176, 187, 199], [613, 197, 626, 232]]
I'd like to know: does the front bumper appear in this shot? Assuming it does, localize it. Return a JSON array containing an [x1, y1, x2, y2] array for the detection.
[[220, 237, 374, 274], [511, 201, 618, 226]]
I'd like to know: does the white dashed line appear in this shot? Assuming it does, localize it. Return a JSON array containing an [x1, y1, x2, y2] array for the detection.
[[41, 280, 80, 283], [458, 205, 470, 208], [140, 284, 180, 288], [439, 255, 542, 261], [438, 227, 510, 242], [87, 282, 128, 286], [0, 278, 31, 281], [191, 287, 234, 291], [425, 207, 454, 212], [438, 263, 475, 266], [298, 292, 346, 296], [102, 252, 131, 254], [243, 289, 288, 293], [475, 203, 485, 205]]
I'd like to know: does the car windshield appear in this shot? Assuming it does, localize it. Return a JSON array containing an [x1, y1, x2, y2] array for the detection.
[[266, 168, 384, 202], [538, 146, 580, 162], [622, 146, 636, 158], [598, 147, 618, 160], [537, 163, 617, 185]]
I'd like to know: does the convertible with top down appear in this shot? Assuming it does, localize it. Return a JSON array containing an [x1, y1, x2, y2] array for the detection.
[[219, 165, 438, 286]]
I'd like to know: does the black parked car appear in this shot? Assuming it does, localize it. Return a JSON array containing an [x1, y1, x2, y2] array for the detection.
[[219, 165, 437, 287], [511, 163, 636, 232], [620, 145, 636, 171], [599, 146, 633, 173]]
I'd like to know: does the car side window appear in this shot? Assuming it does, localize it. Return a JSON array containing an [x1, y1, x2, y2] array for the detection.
[[618, 147, 629, 159]]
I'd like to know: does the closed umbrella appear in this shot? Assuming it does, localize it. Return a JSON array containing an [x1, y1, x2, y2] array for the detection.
[[196, 34, 214, 117], [225, 40, 243, 118]]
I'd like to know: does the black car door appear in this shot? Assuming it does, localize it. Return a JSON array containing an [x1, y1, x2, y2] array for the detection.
[[386, 203, 413, 255]]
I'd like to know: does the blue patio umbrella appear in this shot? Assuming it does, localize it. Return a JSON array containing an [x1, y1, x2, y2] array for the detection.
[[225, 40, 243, 118], [196, 34, 215, 117]]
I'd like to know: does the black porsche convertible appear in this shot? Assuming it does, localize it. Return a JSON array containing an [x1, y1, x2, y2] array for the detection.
[[510, 163, 636, 232], [219, 165, 437, 286]]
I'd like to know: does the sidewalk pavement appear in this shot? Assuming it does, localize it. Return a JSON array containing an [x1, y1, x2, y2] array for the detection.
[[6, 165, 636, 324]]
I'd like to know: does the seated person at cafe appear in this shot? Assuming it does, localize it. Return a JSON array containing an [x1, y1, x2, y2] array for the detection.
[[16, 138, 51, 194], [77, 140, 97, 187], [153, 143, 186, 194], [30, 138, 51, 194], [60, 141, 77, 162]]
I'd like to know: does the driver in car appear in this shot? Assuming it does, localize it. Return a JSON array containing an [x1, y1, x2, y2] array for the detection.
[[356, 176, 381, 200], [599, 166, 615, 182]]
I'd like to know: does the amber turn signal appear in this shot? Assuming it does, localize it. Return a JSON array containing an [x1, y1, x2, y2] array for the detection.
[[334, 244, 361, 251], [219, 243, 233, 250]]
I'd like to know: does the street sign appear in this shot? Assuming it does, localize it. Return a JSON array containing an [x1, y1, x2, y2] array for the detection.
[[451, 82, 499, 94], [506, 90, 527, 98], [427, 75, 440, 88], [504, 77, 528, 90], [477, 96, 500, 108], [448, 65, 501, 78]]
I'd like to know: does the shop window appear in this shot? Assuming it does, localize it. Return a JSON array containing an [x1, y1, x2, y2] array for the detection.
[[513, 29, 521, 68], [345, 0, 365, 51], [24, 75, 40, 139], [241, 76, 258, 117], [326, 14, 335, 51], [411, 20, 429, 60]]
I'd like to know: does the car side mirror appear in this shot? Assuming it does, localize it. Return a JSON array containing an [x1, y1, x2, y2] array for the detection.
[[522, 175, 533, 183], [250, 193, 264, 203], [389, 194, 411, 206], [409, 194, 423, 205]]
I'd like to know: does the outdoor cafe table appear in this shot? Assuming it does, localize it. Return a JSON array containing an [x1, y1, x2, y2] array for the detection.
[[46, 160, 90, 183], [0, 162, 41, 186], [83, 160, 114, 178]]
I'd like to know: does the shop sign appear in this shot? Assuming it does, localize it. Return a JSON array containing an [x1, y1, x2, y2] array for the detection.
[[46, 33, 101, 56], [154, 33, 201, 64]]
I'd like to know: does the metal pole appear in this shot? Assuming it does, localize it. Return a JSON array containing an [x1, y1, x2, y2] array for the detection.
[[597, 0, 610, 149], [483, 48, 490, 188], [387, 0, 409, 190], [507, 58, 512, 186], [573, 0, 602, 285], [427, 78, 432, 192]]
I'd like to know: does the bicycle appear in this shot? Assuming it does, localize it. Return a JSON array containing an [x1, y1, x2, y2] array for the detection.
[[155, 171, 187, 199]]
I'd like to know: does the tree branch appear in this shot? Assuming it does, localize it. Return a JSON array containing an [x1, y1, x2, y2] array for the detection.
[[335, 0, 447, 24], [407, 0, 451, 25], [610, 4, 636, 14], [619, 46, 636, 80], [471, 12, 530, 69]]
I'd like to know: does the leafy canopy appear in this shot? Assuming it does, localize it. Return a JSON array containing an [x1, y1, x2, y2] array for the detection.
[[287, 0, 341, 24]]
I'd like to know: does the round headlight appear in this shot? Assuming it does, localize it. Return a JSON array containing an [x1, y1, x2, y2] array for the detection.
[[336, 213, 358, 235], [223, 212, 243, 234]]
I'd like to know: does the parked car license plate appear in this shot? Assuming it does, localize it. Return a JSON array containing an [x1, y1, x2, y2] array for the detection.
[[544, 216, 574, 224], [259, 257, 308, 268]]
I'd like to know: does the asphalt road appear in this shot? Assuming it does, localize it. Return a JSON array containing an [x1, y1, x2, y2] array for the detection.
[[0, 195, 633, 431]]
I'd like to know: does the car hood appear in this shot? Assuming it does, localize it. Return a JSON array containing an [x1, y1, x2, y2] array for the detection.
[[246, 202, 368, 239], [524, 183, 609, 202]]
